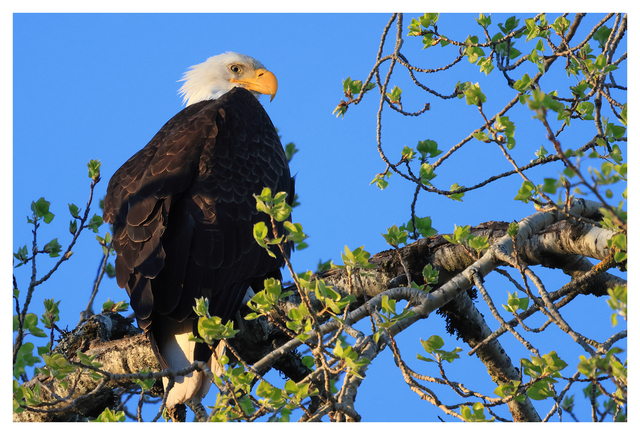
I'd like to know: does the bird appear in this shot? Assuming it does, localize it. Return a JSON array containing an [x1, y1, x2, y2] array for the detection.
[[103, 52, 294, 409]]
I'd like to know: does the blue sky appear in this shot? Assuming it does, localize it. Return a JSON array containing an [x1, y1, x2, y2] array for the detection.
[[10, 10, 628, 423]]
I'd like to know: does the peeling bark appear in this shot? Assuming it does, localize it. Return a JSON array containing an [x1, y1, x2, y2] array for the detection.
[[14, 313, 160, 422]]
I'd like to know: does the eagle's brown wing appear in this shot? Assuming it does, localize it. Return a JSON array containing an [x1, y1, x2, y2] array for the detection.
[[103, 87, 293, 377]]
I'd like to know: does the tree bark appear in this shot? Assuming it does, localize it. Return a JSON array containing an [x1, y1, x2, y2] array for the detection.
[[14, 313, 160, 422]]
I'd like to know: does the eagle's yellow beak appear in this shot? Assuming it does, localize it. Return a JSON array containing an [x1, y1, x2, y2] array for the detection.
[[231, 69, 278, 102]]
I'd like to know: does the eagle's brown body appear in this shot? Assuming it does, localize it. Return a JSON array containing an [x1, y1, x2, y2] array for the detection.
[[103, 86, 293, 405]]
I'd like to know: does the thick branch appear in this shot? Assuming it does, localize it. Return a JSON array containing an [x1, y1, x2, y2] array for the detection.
[[14, 314, 159, 422]]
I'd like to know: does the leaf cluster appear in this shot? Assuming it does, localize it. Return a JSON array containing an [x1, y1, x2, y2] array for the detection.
[[417, 335, 462, 364], [520, 352, 568, 401]]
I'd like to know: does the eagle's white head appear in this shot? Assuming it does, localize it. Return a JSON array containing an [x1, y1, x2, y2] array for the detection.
[[178, 52, 278, 107]]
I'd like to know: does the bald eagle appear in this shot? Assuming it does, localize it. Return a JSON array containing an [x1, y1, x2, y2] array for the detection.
[[103, 52, 293, 408]]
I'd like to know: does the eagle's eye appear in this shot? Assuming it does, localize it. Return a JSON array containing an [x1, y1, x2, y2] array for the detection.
[[229, 64, 242, 74]]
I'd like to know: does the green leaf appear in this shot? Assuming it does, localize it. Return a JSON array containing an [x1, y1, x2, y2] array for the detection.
[[607, 233, 627, 263], [380, 294, 397, 315], [422, 264, 439, 286], [382, 224, 408, 248], [514, 180, 536, 203], [386, 86, 402, 104], [421, 33, 437, 49], [607, 285, 627, 325], [498, 16, 519, 35], [524, 17, 541, 42], [43, 238, 62, 258], [609, 144, 624, 164], [608, 233, 627, 252], [561, 395, 575, 412], [477, 57, 494, 75], [443, 224, 471, 245], [570, 81, 590, 99], [420, 335, 444, 353], [543, 351, 568, 373], [514, 73, 533, 92], [134, 368, 156, 391], [464, 83, 486, 106], [508, 47, 522, 59], [495, 116, 516, 149], [403, 216, 437, 239], [527, 380, 555, 400], [246, 277, 292, 318], [13, 245, 29, 266], [416, 139, 442, 159], [401, 145, 415, 162], [460, 403, 495, 422], [91, 408, 125, 422], [606, 123, 626, 140], [419, 163, 436, 185], [43, 352, 74, 374], [419, 13, 439, 28], [467, 234, 489, 255], [87, 159, 101, 182], [284, 221, 308, 250], [473, 131, 490, 143], [577, 101, 595, 120], [370, 171, 391, 190], [542, 178, 558, 194], [503, 291, 529, 314], [527, 47, 545, 74], [475, 13, 491, 29], [316, 259, 332, 273], [550, 16, 570, 35], [102, 298, 130, 313], [68, 203, 80, 218], [198, 316, 237, 344], [86, 214, 103, 233], [447, 183, 465, 202], [341, 76, 374, 98], [333, 101, 348, 118], [463, 36, 485, 64], [284, 142, 299, 162], [521, 351, 567, 382], [437, 347, 462, 363], [253, 222, 276, 258], [593, 26, 612, 49], [302, 356, 315, 369], [594, 54, 607, 70], [333, 339, 370, 379], [75, 351, 103, 373], [416, 354, 435, 363], [31, 197, 55, 224], [41, 299, 61, 328], [508, 222, 519, 238], [454, 81, 472, 99], [619, 105, 627, 126], [407, 18, 423, 37], [254, 188, 292, 222], [495, 380, 523, 400], [23, 313, 47, 337], [342, 76, 353, 94], [534, 145, 548, 161], [334, 245, 376, 271], [377, 294, 416, 329], [13, 342, 41, 379]]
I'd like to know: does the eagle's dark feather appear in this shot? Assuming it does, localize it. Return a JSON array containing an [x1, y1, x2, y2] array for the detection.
[[103, 86, 293, 369]]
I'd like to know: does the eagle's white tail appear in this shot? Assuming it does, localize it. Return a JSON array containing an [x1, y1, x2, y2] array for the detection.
[[158, 319, 224, 408]]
